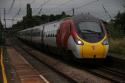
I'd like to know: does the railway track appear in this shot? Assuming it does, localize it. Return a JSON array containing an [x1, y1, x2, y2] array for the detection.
[[11, 38, 125, 83], [12, 38, 110, 83], [68, 58, 125, 82], [82, 65, 125, 83]]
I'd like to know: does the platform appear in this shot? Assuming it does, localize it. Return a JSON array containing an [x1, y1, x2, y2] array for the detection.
[[6, 46, 48, 83]]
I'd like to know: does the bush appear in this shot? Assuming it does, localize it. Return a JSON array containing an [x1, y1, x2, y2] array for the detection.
[[109, 38, 125, 55], [108, 23, 124, 39]]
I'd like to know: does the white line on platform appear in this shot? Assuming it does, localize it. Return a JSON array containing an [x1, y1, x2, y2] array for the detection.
[[39, 74, 50, 83]]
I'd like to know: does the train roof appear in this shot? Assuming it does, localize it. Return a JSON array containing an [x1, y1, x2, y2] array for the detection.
[[72, 14, 99, 23], [18, 14, 101, 33]]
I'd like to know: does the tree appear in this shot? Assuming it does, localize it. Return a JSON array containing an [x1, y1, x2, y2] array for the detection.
[[0, 18, 3, 31], [12, 4, 70, 31], [49, 14, 55, 21], [114, 11, 125, 32], [61, 11, 66, 16], [108, 9, 125, 38]]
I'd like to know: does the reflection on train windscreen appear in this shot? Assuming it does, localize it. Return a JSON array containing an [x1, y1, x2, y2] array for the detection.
[[77, 21, 104, 42], [78, 22, 102, 33]]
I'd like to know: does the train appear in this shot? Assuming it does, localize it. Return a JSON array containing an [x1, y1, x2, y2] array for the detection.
[[17, 14, 109, 59]]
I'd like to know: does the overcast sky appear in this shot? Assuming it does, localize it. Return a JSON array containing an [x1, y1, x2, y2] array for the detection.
[[0, 0, 124, 27]]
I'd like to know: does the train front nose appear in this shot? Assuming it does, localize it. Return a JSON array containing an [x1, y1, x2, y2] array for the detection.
[[80, 42, 109, 58]]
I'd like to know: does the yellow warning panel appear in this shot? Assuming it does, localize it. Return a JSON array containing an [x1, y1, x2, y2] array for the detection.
[[0, 48, 8, 83]]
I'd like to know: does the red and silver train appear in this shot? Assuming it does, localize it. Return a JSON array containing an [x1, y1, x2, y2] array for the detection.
[[17, 14, 109, 59]]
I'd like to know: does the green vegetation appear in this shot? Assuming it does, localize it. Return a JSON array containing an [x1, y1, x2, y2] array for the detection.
[[0, 19, 3, 30], [0, 19, 4, 45], [109, 38, 125, 56], [12, 4, 70, 32], [108, 8, 125, 55], [108, 23, 123, 38], [108, 10, 125, 38]]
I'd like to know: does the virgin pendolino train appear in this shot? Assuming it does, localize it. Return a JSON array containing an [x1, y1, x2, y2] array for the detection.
[[17, 14, 109, 59]]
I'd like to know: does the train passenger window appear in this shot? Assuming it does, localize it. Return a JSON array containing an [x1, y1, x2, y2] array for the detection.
[[48, 34, 50, 37], [51, 34, 53, 37], [52, 34, 53, 37]]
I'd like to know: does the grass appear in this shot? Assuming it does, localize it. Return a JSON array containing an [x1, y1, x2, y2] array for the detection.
[[109, 38, 125, 56]]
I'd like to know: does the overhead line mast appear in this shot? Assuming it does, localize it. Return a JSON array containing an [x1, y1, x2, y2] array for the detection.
[[4, 8, 6, 29], [64, 0, 98, 16], [97, 0, 112, 19], [12, 8, 21, 19], [37, 0, 51, 15], [8, 0, 15, 13]]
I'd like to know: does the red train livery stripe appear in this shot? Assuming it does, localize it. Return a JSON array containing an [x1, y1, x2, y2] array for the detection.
[[56, 19, 78, 48], [56, 20, 73, 48]]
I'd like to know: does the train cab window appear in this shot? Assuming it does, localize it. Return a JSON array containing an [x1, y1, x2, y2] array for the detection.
[[76, 21, 104, 42], [78, 22, 102, 33]]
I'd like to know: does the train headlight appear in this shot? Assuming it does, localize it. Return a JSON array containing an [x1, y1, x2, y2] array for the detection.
[[102, 39, 108, 45], [77, 40, 83, 45], [75, 39, 84, 45], [73, 35, 84, 45]]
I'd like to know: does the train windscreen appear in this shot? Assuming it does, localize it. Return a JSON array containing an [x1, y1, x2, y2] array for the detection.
[[77, 21, 105, 42]]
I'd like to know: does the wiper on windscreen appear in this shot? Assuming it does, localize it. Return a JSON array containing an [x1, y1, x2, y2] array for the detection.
[[83, 29, 97, 33]]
